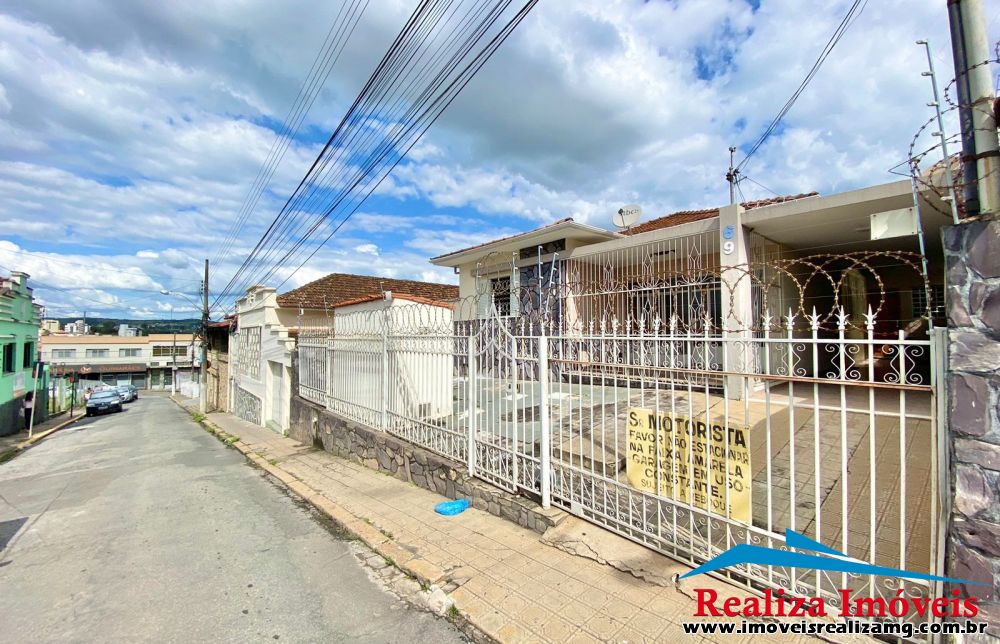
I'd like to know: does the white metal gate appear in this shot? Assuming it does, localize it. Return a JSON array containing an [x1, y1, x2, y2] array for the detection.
[[296, 251, 948, 636], [470, 318, 545, 495]]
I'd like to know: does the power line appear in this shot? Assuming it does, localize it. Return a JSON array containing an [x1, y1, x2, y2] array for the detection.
[[736, 0, 867, 173], [212, 0, 370, 271], [216, 0, 469, 300], [214, 0, 539, 309], [244, 0, 503, 292], [741, 175, 782, 198], [0, 264, 205, 317], [0, 246, 201, 285]]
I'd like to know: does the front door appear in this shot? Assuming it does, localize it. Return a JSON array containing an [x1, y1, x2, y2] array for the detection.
[[268, 361, 284, 430]]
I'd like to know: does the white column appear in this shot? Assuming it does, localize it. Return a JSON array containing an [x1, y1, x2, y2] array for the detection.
[[718, 203, 751, 400]]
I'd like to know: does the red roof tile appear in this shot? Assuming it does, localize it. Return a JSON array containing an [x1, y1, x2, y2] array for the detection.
[[331, 293, 454, 309], [276, 273, 458, 310], [626, 193, 819, 235]]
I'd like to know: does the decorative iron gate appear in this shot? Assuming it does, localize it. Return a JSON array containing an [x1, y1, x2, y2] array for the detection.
[[297, 251, 948, 637], [469, 317, 545, 495]]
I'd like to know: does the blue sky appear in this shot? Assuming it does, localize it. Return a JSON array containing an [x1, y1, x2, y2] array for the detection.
[[0, 0, 991, 318]]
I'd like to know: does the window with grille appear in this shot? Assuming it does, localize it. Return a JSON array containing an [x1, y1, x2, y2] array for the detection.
[[912, 285, 945, 317], [52, 349, 76, 359], [629, 278, 722, 330], [2, 344, 13, 373], [152, 346, 186, 357], [85, 349, 110, 358], [491, 277, 511, 316], [119, 348, 141, 357]]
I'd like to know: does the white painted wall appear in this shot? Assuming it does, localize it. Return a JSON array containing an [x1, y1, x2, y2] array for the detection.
[[329, 297, 454, 427], [233, 286, 294, 433]]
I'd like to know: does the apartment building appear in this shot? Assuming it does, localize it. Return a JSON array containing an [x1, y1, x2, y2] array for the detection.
[[63, 319, 91, 335], [117, 324, 141, 337], [40, 333, 200, 390]]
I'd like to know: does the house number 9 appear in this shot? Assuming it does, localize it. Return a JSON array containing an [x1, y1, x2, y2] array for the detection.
[[723, 241, 735, 255]]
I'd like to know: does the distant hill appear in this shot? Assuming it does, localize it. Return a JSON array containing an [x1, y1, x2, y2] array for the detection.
[[51, 317, 201, 335]]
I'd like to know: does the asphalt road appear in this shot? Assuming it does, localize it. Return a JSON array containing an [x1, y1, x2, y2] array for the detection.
[[0, 395, 466, 643]]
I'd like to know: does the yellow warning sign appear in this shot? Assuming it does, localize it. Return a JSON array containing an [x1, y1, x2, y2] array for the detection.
[[626, 408, 751, 524]]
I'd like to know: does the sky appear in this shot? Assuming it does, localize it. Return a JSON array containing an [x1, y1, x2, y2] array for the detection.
[[0, 0, 994, 319]]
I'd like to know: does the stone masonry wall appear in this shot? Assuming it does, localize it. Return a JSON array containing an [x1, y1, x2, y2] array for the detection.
[[206, 351, 229, 412], [944, 219, 1000, 638], [289, 393, 562, 535]]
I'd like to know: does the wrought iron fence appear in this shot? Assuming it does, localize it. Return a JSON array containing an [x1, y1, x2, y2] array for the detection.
[[296, 254, 947, 638]]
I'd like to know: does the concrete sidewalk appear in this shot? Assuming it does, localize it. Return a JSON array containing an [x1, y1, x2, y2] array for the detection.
[[171, 396, 821, 643], [0, 410, 81, 462]]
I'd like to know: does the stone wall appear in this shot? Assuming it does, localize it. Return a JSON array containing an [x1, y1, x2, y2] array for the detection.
[[206, 351, 229, 412], [289, 393, 563, 534], [944, 219, 1000, 637], [0, 396, 20, 436]]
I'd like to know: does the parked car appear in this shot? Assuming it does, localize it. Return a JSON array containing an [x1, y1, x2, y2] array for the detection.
[[126, 384, 139, 400], [115, 385, 136, 403], [86, 390, 123, 416]]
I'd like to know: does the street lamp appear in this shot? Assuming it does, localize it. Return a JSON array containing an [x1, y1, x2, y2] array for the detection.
[[161, 280, 208, 414]]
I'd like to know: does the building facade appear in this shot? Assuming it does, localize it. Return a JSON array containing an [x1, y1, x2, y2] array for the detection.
[[231, 274, 458, 434], [117, 324, 140, 337], [0, 272, 42, 436], [231, 287, 294, 432], [63, 320, 91, 335], [40, 319, 60, 334], [40, 333, 200, 391]]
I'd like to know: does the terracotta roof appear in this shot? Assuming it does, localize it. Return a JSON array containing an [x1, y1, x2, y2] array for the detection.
[[332, 293, 455, 310], [626, 193, 819, 235], [276, 273, 458, 310]]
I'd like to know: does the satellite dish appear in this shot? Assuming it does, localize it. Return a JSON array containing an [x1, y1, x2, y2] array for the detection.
[[613, 204, 642, 229]]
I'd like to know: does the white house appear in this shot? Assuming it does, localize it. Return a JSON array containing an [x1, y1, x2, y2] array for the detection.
[[231, 274, 458, 434]]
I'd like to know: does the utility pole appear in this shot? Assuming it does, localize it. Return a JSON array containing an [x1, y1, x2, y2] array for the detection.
[[948, 0, 1000, 217], [171, 305, 177, 396], [200, 259, 208, 414], [726, 146, 738, 205], [917, 39, 961, 225], [27, 361, 40, 438]]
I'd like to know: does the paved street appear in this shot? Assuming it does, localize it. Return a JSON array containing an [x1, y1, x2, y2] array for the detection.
[[0, 394, 465, 643]]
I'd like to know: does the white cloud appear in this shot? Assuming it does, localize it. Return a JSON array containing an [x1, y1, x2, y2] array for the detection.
[[0, 0, 987, 318]]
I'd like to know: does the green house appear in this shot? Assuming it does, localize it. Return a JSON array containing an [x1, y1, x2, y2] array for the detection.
[[0, 271, 42, 436]]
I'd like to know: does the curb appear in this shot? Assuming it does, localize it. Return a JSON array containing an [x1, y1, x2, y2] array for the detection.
[[168, 397, 491, 642], [23, 414, 81, 446], [1, 414, 82, 464]]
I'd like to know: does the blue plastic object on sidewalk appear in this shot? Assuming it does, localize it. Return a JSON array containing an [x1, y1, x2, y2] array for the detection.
[[435, 499, 469, 516]]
